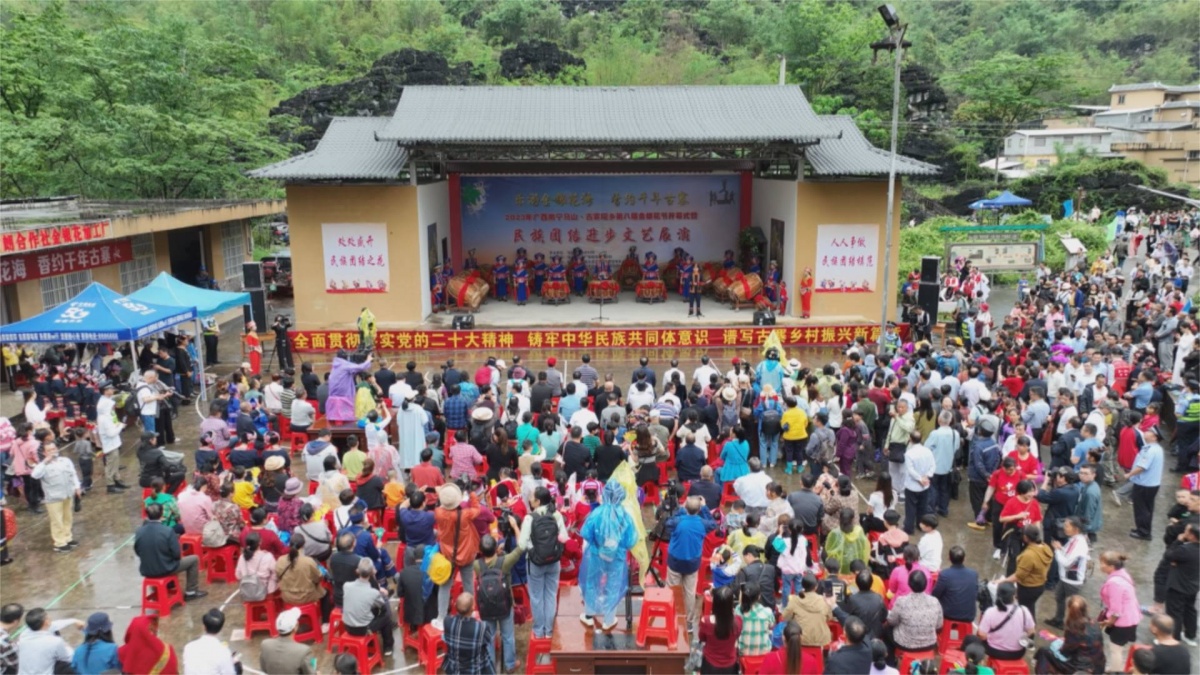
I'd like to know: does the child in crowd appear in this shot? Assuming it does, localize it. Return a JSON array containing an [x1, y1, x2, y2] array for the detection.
[[231, 466, 258, 510], [711, 545, 741, 588], [383, 470, 406, 509], [916, 514, 943, 570], [724, 500, 747, 534]]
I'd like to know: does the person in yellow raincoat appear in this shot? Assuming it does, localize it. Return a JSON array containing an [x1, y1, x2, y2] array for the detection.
[[357, 307, 377, 351]]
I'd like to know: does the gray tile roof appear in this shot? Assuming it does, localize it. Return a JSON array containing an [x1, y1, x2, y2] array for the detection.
[[377, 85, 839, 144], [806, 116, 941, 177], [1108, 82, 1200, 94], [1112, 121, 1195, 131], [1161, 100, 1200, 109], [248, 117, 407, 180]]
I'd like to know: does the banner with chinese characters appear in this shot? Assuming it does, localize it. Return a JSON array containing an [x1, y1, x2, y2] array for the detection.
[[0, 239, 133, 284], [459, 175, 739, 265], [321, 223, 388, 293], [1, 220, 112, 255], [814, 224, 879, 293], [288, 324, 883, 352]]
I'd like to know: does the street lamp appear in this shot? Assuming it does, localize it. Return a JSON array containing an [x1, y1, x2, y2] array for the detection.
[[871, 5, 910, 347]]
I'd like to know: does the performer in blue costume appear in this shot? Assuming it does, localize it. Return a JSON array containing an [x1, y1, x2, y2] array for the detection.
[[722, 249, 736, 270], [493, 255, 510, 301], [593, 253, 612, 282], [514, 246, 528, 271], [579, 481, 638, 630], [679, 255, 695, 298], [571, 250, 588, 296], [513, 259, 529, 306], [642, 252, 659, 280], [549, 255, 567, 284], [532, 252, 547, 295], [462, 249, 479, 271], [747, 254, 762, 276], [442, 255, 455, 279], [430, 262, 446, 309], [763, 259, 781, 302]]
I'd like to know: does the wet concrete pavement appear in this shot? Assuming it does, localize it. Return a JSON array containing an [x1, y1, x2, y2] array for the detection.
[[0, 295, 1192, 673]]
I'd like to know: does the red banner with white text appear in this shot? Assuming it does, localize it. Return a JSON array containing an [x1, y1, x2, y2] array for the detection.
[[0, 239, 133, 284]]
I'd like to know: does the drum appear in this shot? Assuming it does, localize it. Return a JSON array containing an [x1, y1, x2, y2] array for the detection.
[[617, 259, 642, 291], [712, 276, 732, 300], [728, 273, 764, 302], [587, 279, 619, 302], [447, 276, 488, 310], [542, 281, 570, 304], [635, 280, 666, 302]]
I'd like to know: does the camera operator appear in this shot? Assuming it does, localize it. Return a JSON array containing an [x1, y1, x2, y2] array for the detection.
[[272, 315, 294, 372], [649, 480, 685, 543]]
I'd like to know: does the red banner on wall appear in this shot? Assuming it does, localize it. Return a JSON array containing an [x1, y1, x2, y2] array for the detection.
[[1, 220, 112, 255], [288, 324, 882, 352], [0, 239, 133, 284]]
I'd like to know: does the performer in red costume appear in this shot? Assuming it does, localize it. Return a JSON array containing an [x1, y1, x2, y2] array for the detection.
[[799, 268, 814, 319]]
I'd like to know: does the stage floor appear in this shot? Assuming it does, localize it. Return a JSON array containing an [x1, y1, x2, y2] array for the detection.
[[426, 291, 872, 328]]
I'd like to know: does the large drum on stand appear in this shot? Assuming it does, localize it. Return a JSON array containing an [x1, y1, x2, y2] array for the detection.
[[635, 280, 666, 303], [447, 275, 489, 311], [587, 279, 619, 303], [727, 273, 764, 310], [541, 281, 570, 305]]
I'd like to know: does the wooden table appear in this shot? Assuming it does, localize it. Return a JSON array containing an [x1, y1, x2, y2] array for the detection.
[[304, 414, 396, 455], [551, 585, 689, 675]]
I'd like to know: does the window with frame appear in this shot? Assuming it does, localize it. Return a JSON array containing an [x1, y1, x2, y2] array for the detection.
[[40, 270, 92, 311], [221, 222, 247, 289], [1034, 137, 1047, 147], [119, 234, 156, 294], [1063, 136, 1074, 146], [1118, 94, 1126, 104]]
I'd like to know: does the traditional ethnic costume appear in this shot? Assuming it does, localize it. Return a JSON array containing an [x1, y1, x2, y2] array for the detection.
[[571, 254, 588, 296], [493, 255, 510, 301], [532, 252, 547, 295], [513, 260, 529, 305], [800, 268, 814, 318]]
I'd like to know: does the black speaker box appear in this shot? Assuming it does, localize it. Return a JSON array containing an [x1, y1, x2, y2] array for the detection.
[[242, 261, 264, 290], [753, 310, 776, 326], [917, 282, 940, 320], [452, 314, 475, 330], [242, 289, 267, 327], [920, 256, 940, 284]]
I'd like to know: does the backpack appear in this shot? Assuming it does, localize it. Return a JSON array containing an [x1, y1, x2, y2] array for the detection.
[[528, 512, 563, 566], [760, 407, 783, 436], [475, 561, 513, 621], [201, 519, 227, 548], [720, 401, 739, 430], [239, 566, 268, 602]]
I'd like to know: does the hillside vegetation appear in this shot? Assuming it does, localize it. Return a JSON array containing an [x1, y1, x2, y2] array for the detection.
[[2, 0, 1197, 199]]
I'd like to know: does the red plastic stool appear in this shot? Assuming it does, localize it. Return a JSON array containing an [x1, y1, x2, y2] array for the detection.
[[400, 603, 420, 653], [141, 576, 185, 615], [526, 636, 555, 675], [512, 584, 531, 622], [308, 479, 319, 496], [382, 508, 399, 544], [642, 482, 661, 507], [332, 632, 383, 672], [179, 533, 202, 559], [939, 649, 966, 674], [989, 658, 1030, 675], [938, 619, 975, 651], [417, 624, 445, 675], [649, 540, 669, 581], [804, 533, 820, 564], [244, 594, 281, 638], [719, 481, 738, 509], [289, 432, 308, 455], [540, 461, 555, 481], [283, 601, 323, 643], [1126, 644, 1152, 673], [327, 607, 345, 651], [278, 415, 291, 438], [202, 545, 238, 584], [740, 654, 768, 675], [635, 587, 678, 648], [897, 649, 936, 674]]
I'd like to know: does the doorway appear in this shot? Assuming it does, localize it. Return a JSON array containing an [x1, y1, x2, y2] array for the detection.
[[769, 218, 785, 276], [167, 226, 208, 286]]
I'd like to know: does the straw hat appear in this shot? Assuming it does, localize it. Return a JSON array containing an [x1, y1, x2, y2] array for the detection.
[[720, 387, 737, 402], [471, 407, 494, 422], [264, 455, 286, 472], [439, 483, 464, 510]]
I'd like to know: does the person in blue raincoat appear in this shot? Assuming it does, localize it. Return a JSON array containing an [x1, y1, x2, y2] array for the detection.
[[717, 426, 750, 483], [755, 347, 785, 396], [513, 259, 529, 306], [579, 481, 639, 630]]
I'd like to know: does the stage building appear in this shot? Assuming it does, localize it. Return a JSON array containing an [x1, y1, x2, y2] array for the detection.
[[1, 196, 284, 325], [250, 86, 937, 350]]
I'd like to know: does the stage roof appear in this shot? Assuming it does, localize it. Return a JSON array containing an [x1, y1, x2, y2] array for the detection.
[[249, 117, 409, 181], [376, 85, 839, 145], [807, 116, 940, 177]]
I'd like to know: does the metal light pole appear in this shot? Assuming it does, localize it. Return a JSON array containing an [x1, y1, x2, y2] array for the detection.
[[873, 5, 908, 347]]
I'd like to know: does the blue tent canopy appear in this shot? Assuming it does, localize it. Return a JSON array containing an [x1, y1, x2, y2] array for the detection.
[[969, 190, 1034, 210], [126, 272, 249, 317], [0, 282, 197, 343]]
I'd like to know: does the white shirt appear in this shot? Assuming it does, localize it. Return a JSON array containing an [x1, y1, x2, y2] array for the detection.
[[733, 471, 772, 509], [960, 379, 986, 408], [1057, 406, 1078, 434], [692, 364, 720, 387], [662, 367, 685, 390], [388, 381, 414, 408], [627, 385, 656, 411], [1084, 409, 1106, 444], [568, 407, 598, 432], [1055, 534, 1090, 585], [23, 399, 46, 425], [917, 529, 943, 569], [182, 634, 237, 675], [136, 383, 159, 417], [262, 382, 284, 412], [903, 443, 935, 493]]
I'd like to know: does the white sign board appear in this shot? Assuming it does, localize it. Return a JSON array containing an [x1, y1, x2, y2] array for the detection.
[[814, 224, 879, 293], [947, 242, 1039, 271], [322, 223, 389, 293]]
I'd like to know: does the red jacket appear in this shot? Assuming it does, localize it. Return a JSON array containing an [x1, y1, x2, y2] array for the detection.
[[435, 494, 482, 568]]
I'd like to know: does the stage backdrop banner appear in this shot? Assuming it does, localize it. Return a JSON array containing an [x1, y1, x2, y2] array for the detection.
[[288, 324, 884, 352], [322, 223, 388, 293], [459, 174, 740, 265], [814, 224, 879, 293]]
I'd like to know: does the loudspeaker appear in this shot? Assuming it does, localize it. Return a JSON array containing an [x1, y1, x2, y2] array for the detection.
[[242, 262, 264, 290], [753, 310, 776, 326], [916, 255, 940, 322], [243, 289, 267, 327], [451, 314, 475, 330], [920, 256, 940, 284]]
